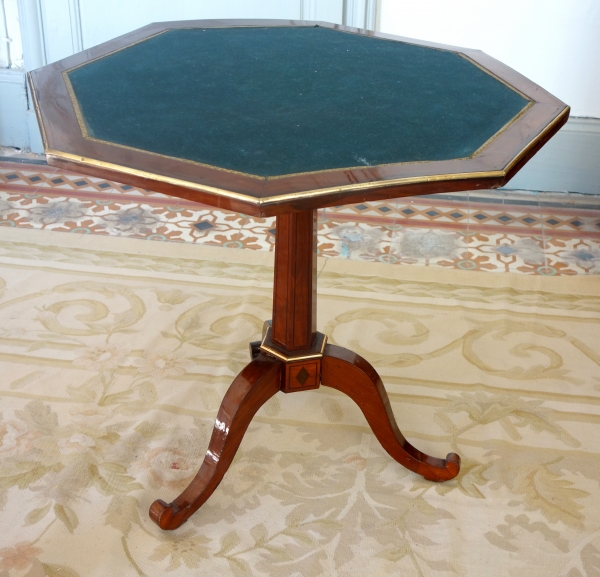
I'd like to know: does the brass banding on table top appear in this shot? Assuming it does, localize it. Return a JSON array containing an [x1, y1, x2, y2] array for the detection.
[[28, 19, 570, 215]]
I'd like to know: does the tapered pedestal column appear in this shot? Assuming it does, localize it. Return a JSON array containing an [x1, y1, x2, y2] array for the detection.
[[149, 209, 460, 530]]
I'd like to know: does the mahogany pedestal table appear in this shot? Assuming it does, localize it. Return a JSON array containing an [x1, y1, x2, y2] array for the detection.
[[27, 20, 569, 530]]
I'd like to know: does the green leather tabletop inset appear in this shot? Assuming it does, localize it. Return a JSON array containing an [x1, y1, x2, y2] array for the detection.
[[67, 26, 530, 178]]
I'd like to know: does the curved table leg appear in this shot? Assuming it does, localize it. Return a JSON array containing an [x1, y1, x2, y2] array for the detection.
[[321, 344, 460, 482], [149, 353, 282, 530]]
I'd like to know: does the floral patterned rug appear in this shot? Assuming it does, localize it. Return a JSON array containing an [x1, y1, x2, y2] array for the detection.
[[0, 226, 599, 577]]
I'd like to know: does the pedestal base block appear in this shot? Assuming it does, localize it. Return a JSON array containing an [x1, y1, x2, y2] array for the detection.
[[258, 324, 326, 393]]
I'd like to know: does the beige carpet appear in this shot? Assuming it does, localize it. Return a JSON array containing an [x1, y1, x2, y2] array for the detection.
[[0, 226, 599, 577]]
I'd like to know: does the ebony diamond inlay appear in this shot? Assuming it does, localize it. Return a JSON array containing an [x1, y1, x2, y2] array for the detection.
[[51, 178, 64, 184], [5, 174, 18, 180], [401, 208, 414, 215], [28, 176, 42, 182], [546, 218, 559, 226], [296, 367, 310, 386]]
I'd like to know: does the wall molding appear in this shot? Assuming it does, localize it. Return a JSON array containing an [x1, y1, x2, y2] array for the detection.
[[17, 0, 46, 70], [365, 0, 378, 30], [67, 0, 83, 53], [300, 0, 318, 21], [563, 116, 600, 134], [344, 0, 377, 29]]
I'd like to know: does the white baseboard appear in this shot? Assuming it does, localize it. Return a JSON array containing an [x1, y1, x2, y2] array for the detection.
[[504, 116, 600, 195]]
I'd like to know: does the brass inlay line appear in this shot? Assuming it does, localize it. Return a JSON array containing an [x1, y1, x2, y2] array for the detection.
[[64, 29, 170, 74], [60, 26, 534, 181], [46, 149, 259, 203], [62, 68, 267, 181], [457, 52, 532, 101], [258, 328, 327, 362], [467, 100, 534, 158], [46, 25, 568, 206], [319, 336, 327, 355], [66, 104, 532, 181], [63, 71, 90, 139], [74, 127, 501, 181], [259, 345, 326, 363], [503, 105, 570, 173], [46, 148, 508, 209], [51, 98, 567, 208], [27, 73, 48, 149]]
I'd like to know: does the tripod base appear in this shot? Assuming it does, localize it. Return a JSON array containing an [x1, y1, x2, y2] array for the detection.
[[150, 335, 460, 530]]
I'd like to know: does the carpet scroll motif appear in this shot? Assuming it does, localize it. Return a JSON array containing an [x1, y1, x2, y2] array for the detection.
[[0, 228, 598, 576]]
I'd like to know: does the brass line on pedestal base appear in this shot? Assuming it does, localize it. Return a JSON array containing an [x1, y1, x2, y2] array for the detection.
[[259, 326, 327, 362], [258, 327, 327, 393]]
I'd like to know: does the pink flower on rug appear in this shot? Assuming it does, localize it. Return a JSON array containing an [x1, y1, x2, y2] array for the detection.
[[0, 542, 41, 571], [0, 419, 41, 457], [345, 454, 367, 471], [139, 446, 197, 490]]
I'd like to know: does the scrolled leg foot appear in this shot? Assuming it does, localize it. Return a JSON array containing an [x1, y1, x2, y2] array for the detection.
[[149, 354, 282, 530], [421, 452, 461, 482], [149, 499, 187, 531], [321, 344, 460, 482]]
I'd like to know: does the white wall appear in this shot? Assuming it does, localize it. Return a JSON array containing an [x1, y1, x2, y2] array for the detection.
[[41, 0, 341, 63], [0, 0, 24, 68], [82, 1, 346, 49], [379, 0, 600, 118]]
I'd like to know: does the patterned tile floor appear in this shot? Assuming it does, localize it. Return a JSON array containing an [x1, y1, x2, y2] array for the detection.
[[1, 159, 600, 275]]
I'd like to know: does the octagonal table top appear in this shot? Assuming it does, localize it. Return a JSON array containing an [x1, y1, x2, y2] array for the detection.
[[29, 20, 569, 217]]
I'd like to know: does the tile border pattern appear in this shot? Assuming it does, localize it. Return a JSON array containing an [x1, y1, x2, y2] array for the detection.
[[1, 161, 599, 276]]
